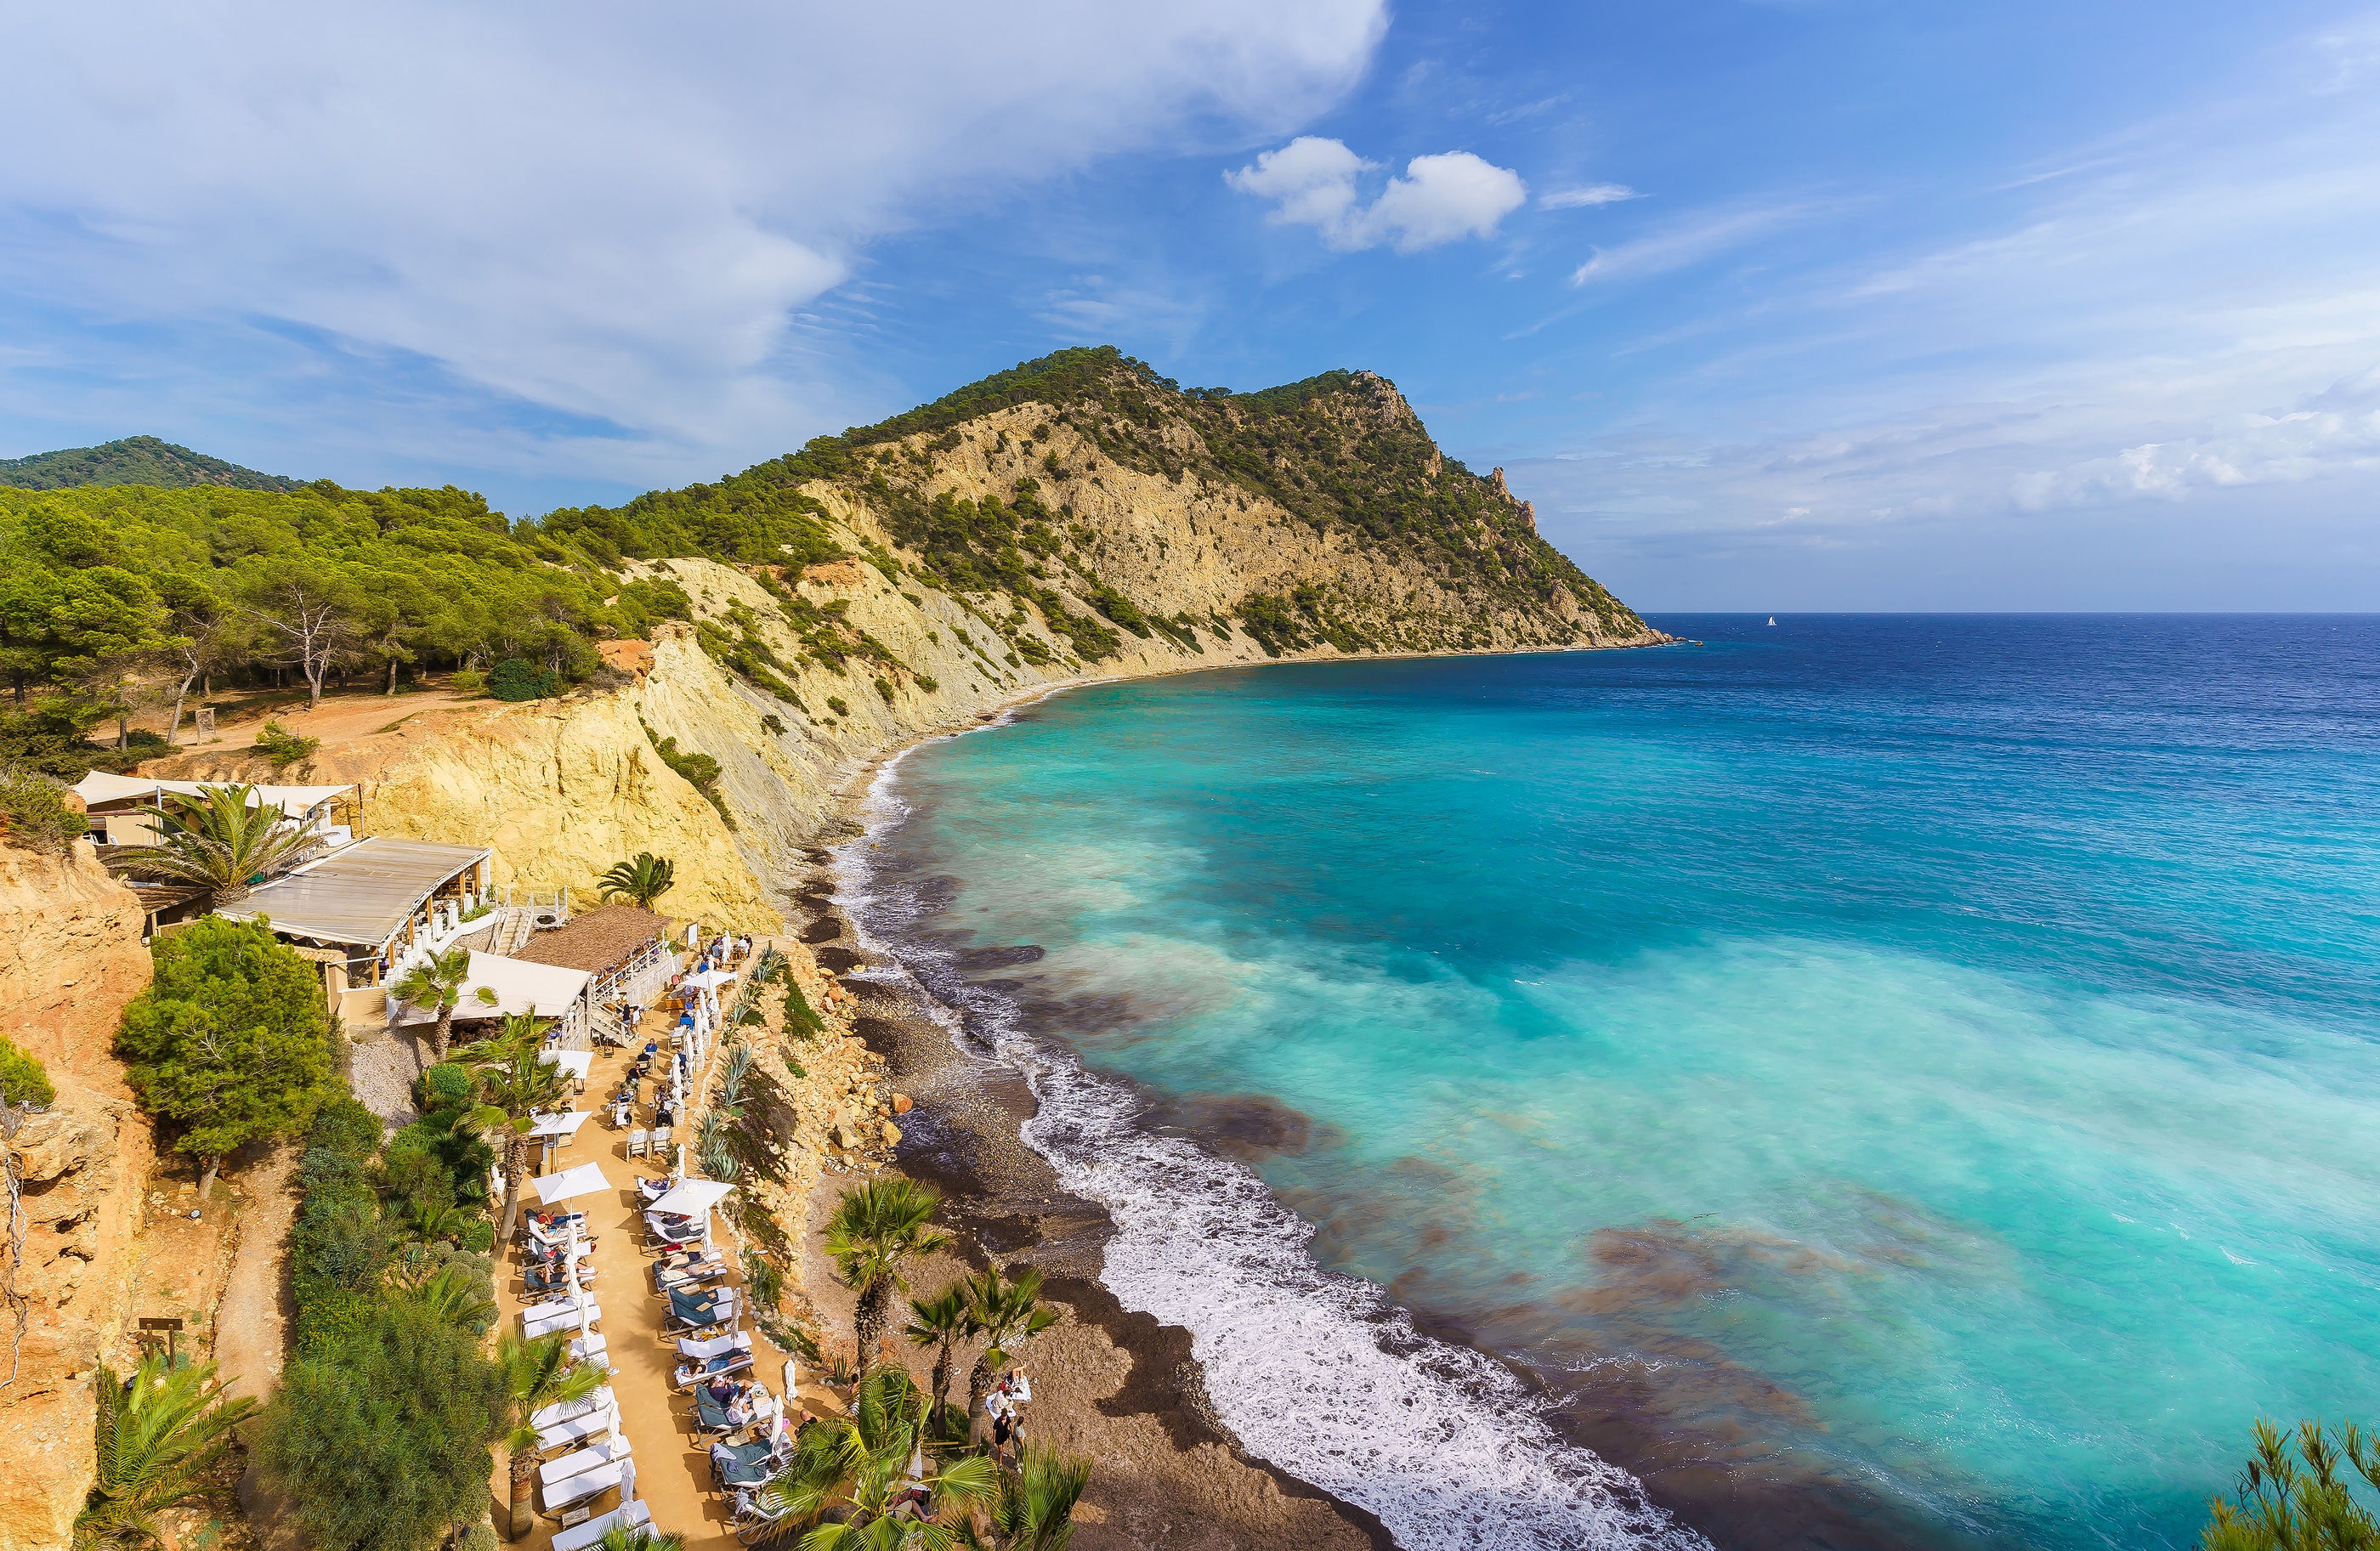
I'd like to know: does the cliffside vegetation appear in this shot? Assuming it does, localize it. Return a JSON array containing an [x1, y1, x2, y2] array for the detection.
[[2, 346, 1649, 779]]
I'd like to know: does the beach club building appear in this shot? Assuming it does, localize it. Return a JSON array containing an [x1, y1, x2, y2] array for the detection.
[[213, 836, 496, 996]]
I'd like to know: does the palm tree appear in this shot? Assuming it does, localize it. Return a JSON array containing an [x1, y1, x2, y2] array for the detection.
[[960, 1443, 1093, 1551], [593, 1529, 686, 1551], [394, 1260, 497, 1332], [904, 1288, 970, 1434], [110, 783, 319, 903], [497, 1332, 605, 1541], [454, 1016, 567, 1239], [758, 1367, 994, 1550], [598, 852, 676, 909], [824, 1179, 949, 1376], [72, 1354, 259, 1550], [961, 1267, 1057, 1439], [393, 945, 488, 1061]]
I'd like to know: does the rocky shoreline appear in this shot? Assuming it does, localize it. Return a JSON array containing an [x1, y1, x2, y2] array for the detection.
[[785, 828, 1395, 1551]]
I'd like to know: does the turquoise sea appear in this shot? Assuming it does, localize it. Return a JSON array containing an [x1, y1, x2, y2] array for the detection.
[[850, 616, 2380, 1551]]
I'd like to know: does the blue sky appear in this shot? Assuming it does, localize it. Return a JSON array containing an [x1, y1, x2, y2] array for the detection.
[[3, 2, 2375, 609]]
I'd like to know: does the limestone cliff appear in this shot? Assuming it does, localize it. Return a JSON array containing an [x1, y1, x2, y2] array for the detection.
[[0, 846, 156, 1551]]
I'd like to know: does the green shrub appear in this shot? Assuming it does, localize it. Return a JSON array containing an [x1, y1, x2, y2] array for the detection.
[[915, 676, 938, 693], [253, 721, 320, 768], [874, 676, 895, 702], [447, 669, 486, 694], [0, 1035, 57, 1107], [461, 1524, 498, 1551], [416, 1062, 473, 1113], [825, 696, 849, 717], [457, 1216, 495, 1254], [782, 983, 825, 1039], [760, 713, 786, 736], [0, 766, 89, 857], [486, 659, 555, 702]]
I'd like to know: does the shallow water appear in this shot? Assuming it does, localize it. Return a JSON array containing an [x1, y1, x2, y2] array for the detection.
[[858, 615, 2380, 1550]]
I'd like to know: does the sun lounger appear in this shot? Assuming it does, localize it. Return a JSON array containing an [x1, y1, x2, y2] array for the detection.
[[569, 1332, 609, 1367], [541, 1437, 631, 1489], [709, 1437, 781, 1490], [662, 1288, 735, 1333], [541, 1459, 623, 1515], [537, 1405, 615, 1457], [677, 1348, 755, 1390], [523, 1299, 602, 1340], [689, 1388, 740, 1435], [653, 1256, 727, 1294], [531, 1384, 614, 1432], [552, 1503, 651, 1551], [677, 1329, 751, 1361]]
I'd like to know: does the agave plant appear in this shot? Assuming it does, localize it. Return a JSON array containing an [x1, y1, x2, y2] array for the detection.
[[73, 1355, 258, 1550], [109, 783, 320, 903]]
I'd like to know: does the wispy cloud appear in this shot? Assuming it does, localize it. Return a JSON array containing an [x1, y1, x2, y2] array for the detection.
[[1570, 202, 1813, 285], [1539, 183, 1640, 210]]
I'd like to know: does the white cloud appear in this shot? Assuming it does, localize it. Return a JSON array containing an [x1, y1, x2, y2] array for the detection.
[[1539, 184, 1640, 209], [1227, 139, 1526, 252], [0, 1, 1388, 480]]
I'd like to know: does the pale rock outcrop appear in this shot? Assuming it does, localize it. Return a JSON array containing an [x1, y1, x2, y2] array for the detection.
[[0, 846, 156, 1551]]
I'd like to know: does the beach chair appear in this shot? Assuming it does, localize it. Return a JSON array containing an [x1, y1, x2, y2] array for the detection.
[[540, 1458, 623, 1516], [653, 1254, 728, 1296], [731, 1488, 794, 1545], [651, 1123, 673, 1153], [522, 1299, 602, 1341], [674, 1344, 755, 1390], [522, 1263, 597, 1299], [552, 1503, 650, 1551], [661, 1287, 736, 1335], [536, 1403, 615, 1458], [708, 1436, 781, 1489], [689, 1388, 740, 1435], [568, 1331, 610, 1369], [530, 1384, 613, 1434], [627, 1129, 648, 1158], [541, 1437, 631, 1491]]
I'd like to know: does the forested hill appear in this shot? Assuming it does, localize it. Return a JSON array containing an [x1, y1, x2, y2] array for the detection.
[[544, 346, 1649, 652], [0, 435, 301, 492]]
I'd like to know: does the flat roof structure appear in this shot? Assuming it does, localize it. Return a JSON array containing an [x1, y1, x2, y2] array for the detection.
[[72, 772, 355, 818], [512, 905, 671, 975], [217, 836, 493, 949]]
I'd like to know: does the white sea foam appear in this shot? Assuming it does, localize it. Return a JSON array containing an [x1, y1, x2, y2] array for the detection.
[[831, 749, 1710, 1551]]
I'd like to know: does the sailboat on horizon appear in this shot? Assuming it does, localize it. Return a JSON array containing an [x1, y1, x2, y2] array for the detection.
[[1767, 615, 1776, 626]]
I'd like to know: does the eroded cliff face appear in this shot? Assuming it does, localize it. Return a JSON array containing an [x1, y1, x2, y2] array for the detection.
[[0, 846, 156, 1551]]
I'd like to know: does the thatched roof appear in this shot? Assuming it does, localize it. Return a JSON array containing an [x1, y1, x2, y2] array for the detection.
[[512, 904, 671, 974]]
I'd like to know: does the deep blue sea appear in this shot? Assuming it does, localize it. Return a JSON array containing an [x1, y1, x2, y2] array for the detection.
[[851, 616, 2380, 1551]]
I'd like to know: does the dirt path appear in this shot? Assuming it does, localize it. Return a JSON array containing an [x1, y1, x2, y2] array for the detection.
[[210, 1146, 298, 1401]]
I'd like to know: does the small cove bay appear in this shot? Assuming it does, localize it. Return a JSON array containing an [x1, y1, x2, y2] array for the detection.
[[852, 615, 2380, 1551]]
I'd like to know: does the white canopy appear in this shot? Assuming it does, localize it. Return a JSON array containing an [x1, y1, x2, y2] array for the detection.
[[647, 1178, 734, 1216], [71, 771, 354, 818], [538, 1050, 594, 1078], [534, 1162, 611, 1205], [393, 952, 590, 1027], [529, 1111, 595, 1140], [683, 968, 738, 991]]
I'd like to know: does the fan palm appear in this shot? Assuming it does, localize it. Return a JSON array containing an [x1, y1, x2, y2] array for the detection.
[[959, 1442, 1093, 1551], [758, 1367, 994, 1551], [72, 1354, 259, 1550], [961, 1267, 1057, 1436], [497, 1331, 606, 1540], [110, 783, 319, 903], [904, 1288, 970, 1434], [593, 1529, 686, 1551], [393, 945, 489, 1061], [598, 852, 677, 909], [824, 1178, 949, 1376], [452, 1015, 567, 1238], [394, 1260, 497, 1332]]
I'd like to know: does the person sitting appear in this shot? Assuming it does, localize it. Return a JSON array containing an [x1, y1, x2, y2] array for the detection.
[[725, 1389, 754, 1429], [707, 1375, 739, 1407]]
